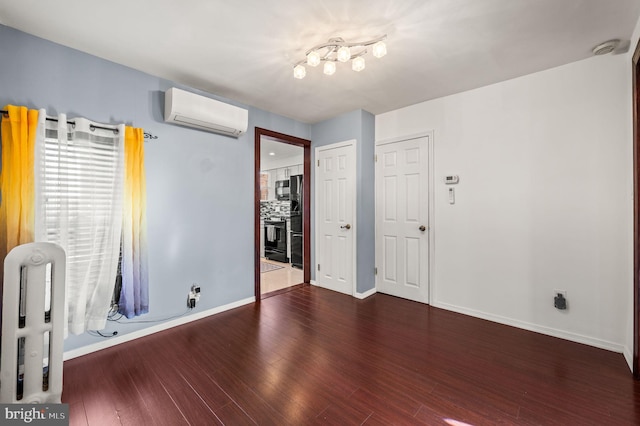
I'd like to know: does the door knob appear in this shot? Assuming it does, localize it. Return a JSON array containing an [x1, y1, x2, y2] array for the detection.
[[419, 225, 426, 232], [341, 224, 351, 230]]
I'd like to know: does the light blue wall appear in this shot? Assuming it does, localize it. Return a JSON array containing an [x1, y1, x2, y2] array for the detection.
[[358, 111, 376, 294], [0, 24, 312, 352], [0, 24, 377, 353], [310, 110, 376, 294]]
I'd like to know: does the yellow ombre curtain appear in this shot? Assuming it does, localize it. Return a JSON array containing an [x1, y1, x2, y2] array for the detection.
[[0, 105, 38, 277], [118, 126, 149, 318]]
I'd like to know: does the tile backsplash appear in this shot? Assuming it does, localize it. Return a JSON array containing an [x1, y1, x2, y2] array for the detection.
[[260, 200, 290, 219]]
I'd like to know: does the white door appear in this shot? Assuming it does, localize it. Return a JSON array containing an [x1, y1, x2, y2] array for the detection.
[[375, 136, 430, 303], [315, 141, 356, 296]]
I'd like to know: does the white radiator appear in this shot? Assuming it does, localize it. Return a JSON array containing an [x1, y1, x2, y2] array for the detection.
[[0, 242, 66, 403]]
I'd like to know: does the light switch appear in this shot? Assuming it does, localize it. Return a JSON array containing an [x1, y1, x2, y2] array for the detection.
[[444, 175, 459, 184]]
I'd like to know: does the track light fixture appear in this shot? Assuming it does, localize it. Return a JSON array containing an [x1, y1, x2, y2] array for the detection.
[[293, 35, 387, 79]]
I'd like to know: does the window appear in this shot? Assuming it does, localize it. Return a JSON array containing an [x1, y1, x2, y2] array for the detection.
[[35, 117, 124, 334]]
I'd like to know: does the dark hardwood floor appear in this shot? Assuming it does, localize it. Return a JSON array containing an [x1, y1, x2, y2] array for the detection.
[[63, 286, 640, 425]]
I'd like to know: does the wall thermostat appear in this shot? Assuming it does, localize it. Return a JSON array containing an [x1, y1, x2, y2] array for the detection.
[[444, 175, 459, 184]]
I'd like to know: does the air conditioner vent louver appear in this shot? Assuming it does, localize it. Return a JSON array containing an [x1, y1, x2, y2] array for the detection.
[[172, 115, 241, 136], [164, 88, 248, 137]]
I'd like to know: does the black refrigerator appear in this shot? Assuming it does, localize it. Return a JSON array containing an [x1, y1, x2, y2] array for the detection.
[[290, 175, 303, 269]]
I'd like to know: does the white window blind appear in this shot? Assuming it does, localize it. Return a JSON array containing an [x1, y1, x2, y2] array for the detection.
[[35, 114, 124, 335]]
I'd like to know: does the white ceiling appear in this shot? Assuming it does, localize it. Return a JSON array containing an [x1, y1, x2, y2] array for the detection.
[[0, 0, 639, 124], [260, 138, 303, 170], [261, 137, 303, 157]]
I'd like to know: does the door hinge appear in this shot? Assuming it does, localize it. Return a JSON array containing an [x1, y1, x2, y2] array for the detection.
[[375, 154, 377, 162], [374, 267, 378, 275], [317, 159, 320, 167], [317, 264, 320, 271]]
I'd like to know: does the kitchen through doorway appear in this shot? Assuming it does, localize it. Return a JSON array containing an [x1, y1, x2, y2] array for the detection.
[[254, 128, 311, 299]]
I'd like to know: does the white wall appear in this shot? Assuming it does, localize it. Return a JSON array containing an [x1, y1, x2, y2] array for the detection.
[[624, 16, 640, 371], [376, 51, 632, 361]]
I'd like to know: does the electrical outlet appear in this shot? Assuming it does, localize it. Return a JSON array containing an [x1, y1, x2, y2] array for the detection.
[[187, 284, 201, 308], [554, 289, 567, 310]]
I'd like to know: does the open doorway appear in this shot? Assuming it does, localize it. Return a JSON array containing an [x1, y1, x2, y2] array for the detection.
[[254, 128, 311, 300]]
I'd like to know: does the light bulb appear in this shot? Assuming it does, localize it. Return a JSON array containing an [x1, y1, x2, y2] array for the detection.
[[352, 56, 365, 72], [337, 46, 351, 62], [293, 64, 306, 79], [323, 61, 336, 75], [307, 51, 320, 67], [372, 41, 387, 58]]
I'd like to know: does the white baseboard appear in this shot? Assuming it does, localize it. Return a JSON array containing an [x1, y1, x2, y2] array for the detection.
[[356, 287, 376, 299], [310, 280, 375, 300], [623, 345, 634, 373], [432, 300, 625, 354], [63, 296, 255, 360]]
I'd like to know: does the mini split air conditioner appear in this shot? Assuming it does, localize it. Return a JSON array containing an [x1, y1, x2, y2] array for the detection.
[[164, 87, 248, 137]]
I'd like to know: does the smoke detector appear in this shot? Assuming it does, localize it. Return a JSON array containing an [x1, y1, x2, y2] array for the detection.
[[592, 39, 620, 55]]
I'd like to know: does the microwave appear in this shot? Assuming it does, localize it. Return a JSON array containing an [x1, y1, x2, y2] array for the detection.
[[275, 180, 290, 200]]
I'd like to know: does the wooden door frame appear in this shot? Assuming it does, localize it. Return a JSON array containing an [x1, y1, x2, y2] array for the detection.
[[633, 39, 640, 379], [254, 128, 311, 301]]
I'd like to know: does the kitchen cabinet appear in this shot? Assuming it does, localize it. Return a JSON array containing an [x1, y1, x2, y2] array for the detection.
[[289, 165, 303, 177], [276, 165, 301, 181], [275, 168, 286, 181], [261, 164, 303, 200], [267, 170, 277, 200]]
